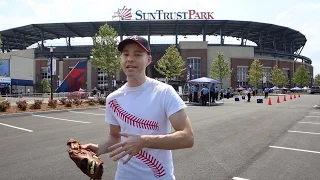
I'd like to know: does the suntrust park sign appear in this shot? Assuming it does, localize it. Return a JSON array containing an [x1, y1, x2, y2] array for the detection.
[[112, 6, 214, 20]]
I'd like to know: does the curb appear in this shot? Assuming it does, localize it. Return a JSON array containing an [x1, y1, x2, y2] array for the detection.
[[0, 106, 104, 118]]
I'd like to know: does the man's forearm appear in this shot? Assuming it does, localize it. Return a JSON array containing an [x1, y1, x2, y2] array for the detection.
[[142, 131, 194, 150], [97, 135, 121, 155]]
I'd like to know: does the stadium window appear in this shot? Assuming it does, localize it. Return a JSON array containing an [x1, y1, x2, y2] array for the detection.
[[187, 57, 201, 79], [41, 67, 50, 80], [263, 67, 272, 82], [236, 66, 248, 86], [282, 68, 290, 78], [97, 69, 108, 88]]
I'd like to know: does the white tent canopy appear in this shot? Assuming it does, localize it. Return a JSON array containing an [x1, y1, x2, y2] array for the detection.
[[187, 77, 222, 84]]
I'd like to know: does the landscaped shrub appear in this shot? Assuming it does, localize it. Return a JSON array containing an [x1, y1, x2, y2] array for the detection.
[[73, 98, 82, 106], [98, 98, 106, 105], [16, 100, 27, 111], [30, 100, 42, 109], [0, 101, 10, 112], [59, 98, 67, 105], [0, 103, 6, 112], [65, 99, 72, 107], [3, 101, 10, 109], [87, 99, 96, 106], [48, 99, 57, 108]]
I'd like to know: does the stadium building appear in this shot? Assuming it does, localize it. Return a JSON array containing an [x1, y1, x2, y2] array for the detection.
[[0, 7, 313, 94]]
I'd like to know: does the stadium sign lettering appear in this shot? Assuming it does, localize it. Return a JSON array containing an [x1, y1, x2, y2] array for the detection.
[[135, 10, 214, 20], [112, 7, 214, 21]]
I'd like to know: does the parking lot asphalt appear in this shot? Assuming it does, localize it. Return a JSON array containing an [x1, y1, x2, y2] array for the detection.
[[1, 94, 319, 180]]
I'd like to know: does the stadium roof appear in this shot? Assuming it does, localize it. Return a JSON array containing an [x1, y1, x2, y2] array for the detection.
[[0, 20, 307, 54]]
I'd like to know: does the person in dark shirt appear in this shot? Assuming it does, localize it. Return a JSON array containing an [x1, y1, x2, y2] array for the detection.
[[201, 85, 209, 106]]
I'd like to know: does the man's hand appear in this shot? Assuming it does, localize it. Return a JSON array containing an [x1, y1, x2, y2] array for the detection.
[[108, 132, 145, 164], [80, 143, 100, 155]]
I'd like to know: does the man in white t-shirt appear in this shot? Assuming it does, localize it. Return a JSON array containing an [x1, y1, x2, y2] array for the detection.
[[81, 35, 194, 180]]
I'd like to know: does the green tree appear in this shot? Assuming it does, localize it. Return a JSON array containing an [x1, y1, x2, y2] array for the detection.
[[270, 65, 282, 86], [314, 74, 320, 86], [278, 71, 289, 87], [90, 24, 121, 89], [248, 59, 263, 87], [209, 52, 232, 87], [155, 44, 186, 79], [293, 65, 310, 87], [270, 65, 289, 87], [41, 79, 51, 93]]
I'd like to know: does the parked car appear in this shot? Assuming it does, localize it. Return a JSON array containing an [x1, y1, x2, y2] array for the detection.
[[310, 86, 320, 94], [67, 91, 89, 99]]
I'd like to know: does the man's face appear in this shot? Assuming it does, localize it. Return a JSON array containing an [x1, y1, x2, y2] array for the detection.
[[120, 43, 151, 78]]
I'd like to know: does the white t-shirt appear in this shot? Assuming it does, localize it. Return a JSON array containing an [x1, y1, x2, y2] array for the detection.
[[105, 77, 186, 180]]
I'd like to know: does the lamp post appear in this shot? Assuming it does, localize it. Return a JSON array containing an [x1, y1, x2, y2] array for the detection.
[[189, 64, 192, 80], [112, 75, 115, 90], [49, 47, 54, 100]]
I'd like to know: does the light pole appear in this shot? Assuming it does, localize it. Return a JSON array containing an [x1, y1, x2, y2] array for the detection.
[[189, 64, 192, 80], [49, 47, 54, 100]]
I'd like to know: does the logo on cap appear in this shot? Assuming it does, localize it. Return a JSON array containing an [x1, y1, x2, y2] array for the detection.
[[112, 6, 132, 20], [129, 36, 139, 40]]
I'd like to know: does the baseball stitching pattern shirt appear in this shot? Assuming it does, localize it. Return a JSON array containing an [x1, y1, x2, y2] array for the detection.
[[105, 77, 187, 180]]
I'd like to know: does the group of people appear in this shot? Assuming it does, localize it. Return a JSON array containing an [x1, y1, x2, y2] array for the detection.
[[188, 84, 232, 106]]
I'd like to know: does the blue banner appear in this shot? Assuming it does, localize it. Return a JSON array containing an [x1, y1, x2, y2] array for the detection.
[[0, 59, 10, 77], [0, 77, 11, 86]]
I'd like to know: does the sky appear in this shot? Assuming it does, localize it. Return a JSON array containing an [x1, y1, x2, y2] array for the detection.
[[0, 0, 319, 75]]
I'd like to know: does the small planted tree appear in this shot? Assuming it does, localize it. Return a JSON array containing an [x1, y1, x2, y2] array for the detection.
[[278, 71, 289, 87], [155, 44, 186, 80], [209, 52, 232, 88], [248, 59, 263, 87], [270, 65, 289, 87], [314, 74, 320, 86], [41, 79, 51, 93], [293, 65, 310, 87], [270, 65, 282, 87], [90, 24, 121, 90]]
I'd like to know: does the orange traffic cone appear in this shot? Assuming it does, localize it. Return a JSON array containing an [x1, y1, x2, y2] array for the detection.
[[290, 93, 292, 100], [294, 93, 296, 98], [268, 97, 272, 105], [284, 95, 287, 101], [277, 96, 280, 103]]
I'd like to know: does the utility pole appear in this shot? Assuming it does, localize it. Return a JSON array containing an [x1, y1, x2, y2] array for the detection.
[[49, 47, 54, 100]]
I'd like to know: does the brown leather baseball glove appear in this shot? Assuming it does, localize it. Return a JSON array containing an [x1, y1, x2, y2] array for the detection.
[[67, 138, 103, 180]]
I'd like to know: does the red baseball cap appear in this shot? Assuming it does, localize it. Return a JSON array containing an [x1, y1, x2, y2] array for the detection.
[[117, 36, 151, 55]]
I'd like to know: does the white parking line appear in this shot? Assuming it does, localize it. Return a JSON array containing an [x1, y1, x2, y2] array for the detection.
[[69, 111, 104, 116], [233, 177, 250, 180], [270, 146, 320, 154], [288, 130, 320, 135], [0, 122, 33, 132], [299, 122, 320, 125], [305, 116, 320, 118], [32, 114, 91, 124]]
